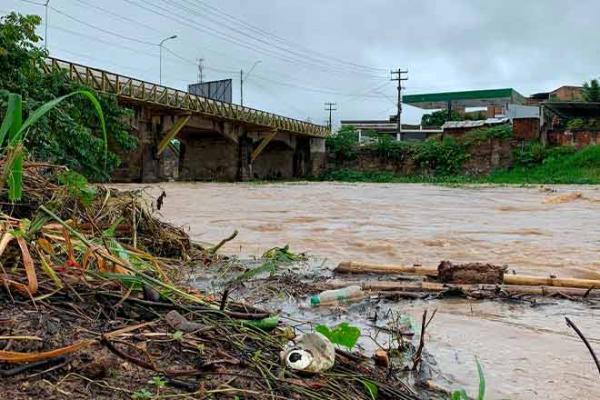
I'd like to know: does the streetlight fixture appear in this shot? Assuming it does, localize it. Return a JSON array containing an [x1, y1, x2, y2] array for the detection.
[[159, 35, 177, 85], [240, 60, 262, 107]]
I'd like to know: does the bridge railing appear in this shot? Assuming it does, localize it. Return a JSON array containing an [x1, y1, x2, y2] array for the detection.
[[42, 57, 329, 138]]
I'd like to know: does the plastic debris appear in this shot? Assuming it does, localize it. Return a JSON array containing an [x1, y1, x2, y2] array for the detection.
[[281, 332, 335, 373]]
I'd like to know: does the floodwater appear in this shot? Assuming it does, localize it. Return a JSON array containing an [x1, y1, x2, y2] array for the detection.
[[125, 182, 600, 399]]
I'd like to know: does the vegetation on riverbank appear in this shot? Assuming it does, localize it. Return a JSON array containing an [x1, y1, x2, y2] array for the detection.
[[0, 13, 136, 181], [323, 125, 600, 185]]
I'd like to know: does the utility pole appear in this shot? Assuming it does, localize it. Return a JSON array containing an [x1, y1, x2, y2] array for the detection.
[[324, 102, 337, 132], [197, 58, 204, 83], [44, 0, 50, 50], [391, 68, 408, 141]]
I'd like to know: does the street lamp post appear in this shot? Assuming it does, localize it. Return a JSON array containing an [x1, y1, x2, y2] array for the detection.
[[159, 35, 177, 85], [44, 0, 50, 50], [240, 60, 262, 107]]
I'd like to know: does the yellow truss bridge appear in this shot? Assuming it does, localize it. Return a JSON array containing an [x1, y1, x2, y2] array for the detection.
[[43, 57, 329, 138]]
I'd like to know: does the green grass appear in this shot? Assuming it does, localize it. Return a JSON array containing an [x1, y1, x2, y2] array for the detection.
[[487, 145, 600, 184], [320, 145, 600, 185]]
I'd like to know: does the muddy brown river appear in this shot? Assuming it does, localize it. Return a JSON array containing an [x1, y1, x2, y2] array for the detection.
[[123, 182, 600, 399]]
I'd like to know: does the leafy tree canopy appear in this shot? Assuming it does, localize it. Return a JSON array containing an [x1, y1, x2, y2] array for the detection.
[[582, 79, 600, 102], [0, 12, 136, 181], [420, 110, 463, 128]]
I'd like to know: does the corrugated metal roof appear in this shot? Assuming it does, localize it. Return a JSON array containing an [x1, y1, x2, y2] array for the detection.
[[442, 117, 509, 129]]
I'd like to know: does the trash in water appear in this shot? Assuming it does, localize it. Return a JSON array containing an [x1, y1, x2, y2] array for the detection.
[[281, 332, 335, 373], [310, 285, 364, 307]]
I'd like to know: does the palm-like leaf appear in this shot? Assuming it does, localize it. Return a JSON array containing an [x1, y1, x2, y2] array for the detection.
[[1, 90, 107, 201]]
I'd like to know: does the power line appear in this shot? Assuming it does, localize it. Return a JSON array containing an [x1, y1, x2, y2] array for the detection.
[[53, 0, 388, 88], [169, 0, 385, 76], [69, 0, 160, 34], [45, 13, 391, 98], [18, 0, 44, 5], [122, 0, 386, 79], [181, 0, 385, 74], [49, 5, 156, 46], [10, 1, 395, 103], [50, 24, 158, 58]]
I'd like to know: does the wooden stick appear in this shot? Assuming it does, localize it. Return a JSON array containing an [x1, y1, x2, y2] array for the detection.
[[335, 261, 438, 277], [565, 317, 600, 376]]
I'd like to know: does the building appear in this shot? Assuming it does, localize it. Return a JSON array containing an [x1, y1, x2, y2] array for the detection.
[[403, 88, 527, 118], [528, 85, 583, 104], [340, 116, 442, 142]]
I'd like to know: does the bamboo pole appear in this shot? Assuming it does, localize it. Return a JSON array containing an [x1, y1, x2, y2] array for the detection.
[[323, 279, 600, 298], [335, 261, 438, 277], [503, 275, 600, 289], [336, 261, 600, 290]]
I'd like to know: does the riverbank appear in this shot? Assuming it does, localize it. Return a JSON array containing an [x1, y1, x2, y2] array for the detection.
[[323, 125, 600, 185]]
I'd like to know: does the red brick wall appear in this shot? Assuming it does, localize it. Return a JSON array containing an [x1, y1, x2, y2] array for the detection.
[[513, 118, 539, 140], [547, 129, 600, 148], [551, 86, 583, 101], [443, 127, 477, 137]]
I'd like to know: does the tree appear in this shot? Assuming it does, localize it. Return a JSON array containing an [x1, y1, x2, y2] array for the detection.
[[0, 12, 136, 181], [582, 79, 600, 102], [326, 125, 358, 161], [421, 110, 463, 128]]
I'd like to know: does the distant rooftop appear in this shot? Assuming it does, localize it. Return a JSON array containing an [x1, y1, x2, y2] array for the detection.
[[403, 88, 526, 109]]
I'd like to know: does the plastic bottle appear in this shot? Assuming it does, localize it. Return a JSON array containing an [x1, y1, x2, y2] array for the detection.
[[310, 285, 364, 307]]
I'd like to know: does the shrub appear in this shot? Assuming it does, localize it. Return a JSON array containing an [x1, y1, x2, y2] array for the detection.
[[371, 134, 414, 161], [413, 137, 469, 175], [326, 125, 358, 161], [460, 124, 512, 145], [514, 141, 546, 166]]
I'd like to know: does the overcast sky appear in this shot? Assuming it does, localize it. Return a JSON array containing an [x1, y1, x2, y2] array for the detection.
[[3, 0, 600, 126]]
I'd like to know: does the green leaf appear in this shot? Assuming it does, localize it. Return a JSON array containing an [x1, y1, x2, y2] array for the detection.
[[1, 90, 107, 201], [148, 376, 166, 388], [235, 259, 279, 283], [171, 330, 184, 342], [476, 358, 486, 400], [11, 90, 108, 169], [3, 93, 23, 201], [451, 389, 469, 400], [0, 93, 21, 148], [131, 389, 152, 400], [57, 170, 97, 206], [240, 315, 279, 331], [360, 379, 378, 400], [315, 322, 361, 350]]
